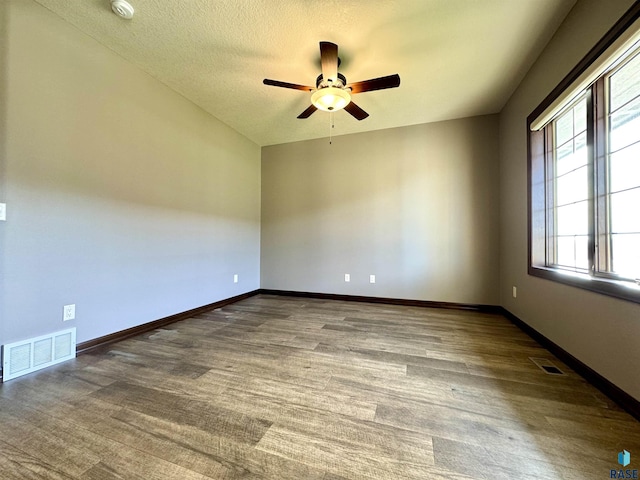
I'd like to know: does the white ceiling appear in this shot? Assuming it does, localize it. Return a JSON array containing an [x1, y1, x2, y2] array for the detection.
[[33, 0, 576, 146]]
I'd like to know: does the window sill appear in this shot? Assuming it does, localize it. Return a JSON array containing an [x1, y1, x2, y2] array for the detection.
[[529, 265, 640, 305]]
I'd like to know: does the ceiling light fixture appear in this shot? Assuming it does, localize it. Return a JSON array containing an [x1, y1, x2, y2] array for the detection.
[[111, 0, 134, 19], [311, 86, 351, 112], [263, 42, 400, 121]]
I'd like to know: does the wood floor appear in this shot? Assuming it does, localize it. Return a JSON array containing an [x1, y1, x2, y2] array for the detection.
[[1, 294, 639, 479]]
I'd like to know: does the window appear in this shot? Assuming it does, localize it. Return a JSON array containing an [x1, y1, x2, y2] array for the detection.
[[528, 4, 640, 304], [550, 94, 589, 273], [606, 51, 640, 279]]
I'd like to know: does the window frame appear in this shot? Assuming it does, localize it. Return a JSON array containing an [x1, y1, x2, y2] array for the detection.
[[527, 2, 640, 305]]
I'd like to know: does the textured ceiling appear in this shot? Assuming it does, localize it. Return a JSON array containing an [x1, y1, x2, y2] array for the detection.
[[32, 0, 576, 146]]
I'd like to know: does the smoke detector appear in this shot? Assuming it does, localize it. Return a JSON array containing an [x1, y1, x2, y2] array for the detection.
[[111, 0, 134, 19]]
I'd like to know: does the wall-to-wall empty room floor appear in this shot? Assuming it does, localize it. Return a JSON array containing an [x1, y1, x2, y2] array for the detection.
[[0, 294, 638, 479]]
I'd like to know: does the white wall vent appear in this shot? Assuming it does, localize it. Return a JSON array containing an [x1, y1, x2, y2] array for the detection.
[[2, 328, 76, 381]]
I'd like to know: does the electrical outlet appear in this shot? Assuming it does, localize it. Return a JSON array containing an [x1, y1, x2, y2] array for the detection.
[[512, 286, 517, 298], [370, 275, 376, 284], [344, 273, 350, 282], [63, 304, 76, 321], [0, 203, 6, 221], [233, 274, 238, 283]]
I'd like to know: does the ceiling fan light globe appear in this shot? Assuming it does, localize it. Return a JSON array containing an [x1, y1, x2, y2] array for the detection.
[[311, 87, 351, 112]]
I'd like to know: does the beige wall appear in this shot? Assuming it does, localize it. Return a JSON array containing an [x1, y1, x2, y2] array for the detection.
[[1, 0, 261, 346], [0, 1, 7, 210], [499, 0, 640, 400], [262, 116, 500, 305]]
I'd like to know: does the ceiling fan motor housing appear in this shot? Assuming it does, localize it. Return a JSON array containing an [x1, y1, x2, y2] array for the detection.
[[316, 73, 347, 89]]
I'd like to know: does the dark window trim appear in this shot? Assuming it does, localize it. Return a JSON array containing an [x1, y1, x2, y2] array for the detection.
[[527, 2, 640, 305], [527, 3, 640, 124]]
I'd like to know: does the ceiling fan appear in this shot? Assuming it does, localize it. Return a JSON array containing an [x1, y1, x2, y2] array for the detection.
[[263, 42, 400, 121]]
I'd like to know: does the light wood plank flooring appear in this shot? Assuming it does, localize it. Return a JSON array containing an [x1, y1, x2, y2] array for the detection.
[[1, 294, 638, 479]]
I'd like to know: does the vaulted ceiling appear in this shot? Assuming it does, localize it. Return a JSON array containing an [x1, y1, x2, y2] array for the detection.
[[33, 0, 576, 146]]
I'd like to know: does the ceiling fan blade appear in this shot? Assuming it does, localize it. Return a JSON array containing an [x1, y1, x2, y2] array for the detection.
[[297, 104, 318, 119], [347, 74, 401, 94], [344, 101, 369, 121], [320, 41, 339, 83], [263, 79, 313, 91]]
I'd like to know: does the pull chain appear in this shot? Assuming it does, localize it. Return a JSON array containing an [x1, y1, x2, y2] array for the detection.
[[329, 112, 334, 145]]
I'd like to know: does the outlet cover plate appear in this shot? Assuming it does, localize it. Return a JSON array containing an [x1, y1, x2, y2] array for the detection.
[[0, 203, 6, 221], [63, 304, 76, 321]]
